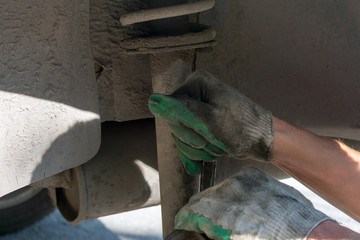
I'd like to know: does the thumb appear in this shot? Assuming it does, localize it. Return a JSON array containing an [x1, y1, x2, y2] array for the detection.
[[175, 210, 231, 240]]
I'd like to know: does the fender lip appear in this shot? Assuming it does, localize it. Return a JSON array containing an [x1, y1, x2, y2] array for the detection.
[[0, 0, 100, 197]]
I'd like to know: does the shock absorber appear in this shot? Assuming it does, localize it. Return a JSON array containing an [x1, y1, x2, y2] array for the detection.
[[119, 1, 216, 239]]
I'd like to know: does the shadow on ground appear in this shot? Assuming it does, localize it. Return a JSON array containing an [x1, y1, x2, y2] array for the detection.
[[0, 208, 162, 240]]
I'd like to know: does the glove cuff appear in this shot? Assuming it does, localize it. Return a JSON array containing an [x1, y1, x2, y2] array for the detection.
[[240, 101, 273, 162], [259, 197, 331, 240]]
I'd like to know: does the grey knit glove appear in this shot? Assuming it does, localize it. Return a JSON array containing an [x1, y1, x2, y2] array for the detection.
[[148, 70, 273, 175], [175, 167, 330, 240]]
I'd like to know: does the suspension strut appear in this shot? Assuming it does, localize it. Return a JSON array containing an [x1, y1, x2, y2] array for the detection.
[[120, 1, 216, 239]]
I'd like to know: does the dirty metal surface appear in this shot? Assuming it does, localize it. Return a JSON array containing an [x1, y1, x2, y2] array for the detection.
[[120, 0, 214, 27], [147, 1, 217, 238], [119, 25, 216, 55], [89, 0, 153, 122], [151, 51, 200, 238], [50, 119, 160, 224], [0, 0, 101, 196], [196, 0, 360, 141]]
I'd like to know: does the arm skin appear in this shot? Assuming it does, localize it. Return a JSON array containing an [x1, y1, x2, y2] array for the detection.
[[271, 116, 360, 238], [307, 220, 360, 239]]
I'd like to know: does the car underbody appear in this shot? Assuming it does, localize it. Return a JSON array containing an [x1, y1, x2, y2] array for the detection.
[[1, 0, 360, 238]]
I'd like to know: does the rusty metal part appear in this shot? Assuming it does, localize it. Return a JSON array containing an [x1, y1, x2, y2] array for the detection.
[[120, 0, 215, 26], [120, 24, 216, 54], [48, 119, 160, 224]]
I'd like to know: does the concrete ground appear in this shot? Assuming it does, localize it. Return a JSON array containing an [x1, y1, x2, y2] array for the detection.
[[1, 178, 359, 240]]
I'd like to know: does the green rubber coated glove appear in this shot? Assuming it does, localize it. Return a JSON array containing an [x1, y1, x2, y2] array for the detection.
[[148, 70, 273, 175], [175, 167, 330, 240]]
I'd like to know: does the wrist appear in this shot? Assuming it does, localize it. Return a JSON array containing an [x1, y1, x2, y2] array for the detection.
[[307, 220, 360, 239], [259, 197, 329, 240], [241, 105, 273, 162]]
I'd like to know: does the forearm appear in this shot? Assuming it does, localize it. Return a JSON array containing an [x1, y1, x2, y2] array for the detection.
[[271, 117, 360, 221], [307, 220, 360, 239]]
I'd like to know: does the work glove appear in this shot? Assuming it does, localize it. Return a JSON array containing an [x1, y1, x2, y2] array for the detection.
[[148, 70, 273, 175], [175, 167, 330, 240]]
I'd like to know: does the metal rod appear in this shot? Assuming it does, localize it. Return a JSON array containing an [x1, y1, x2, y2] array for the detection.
[[200, 161, 216, 192], [120, 0, 215, 26], [165, 230, 210, 240]]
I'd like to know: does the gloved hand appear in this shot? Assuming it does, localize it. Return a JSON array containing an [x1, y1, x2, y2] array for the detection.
[[175, 167, 330, 240], [148, 70, 273, 175]]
